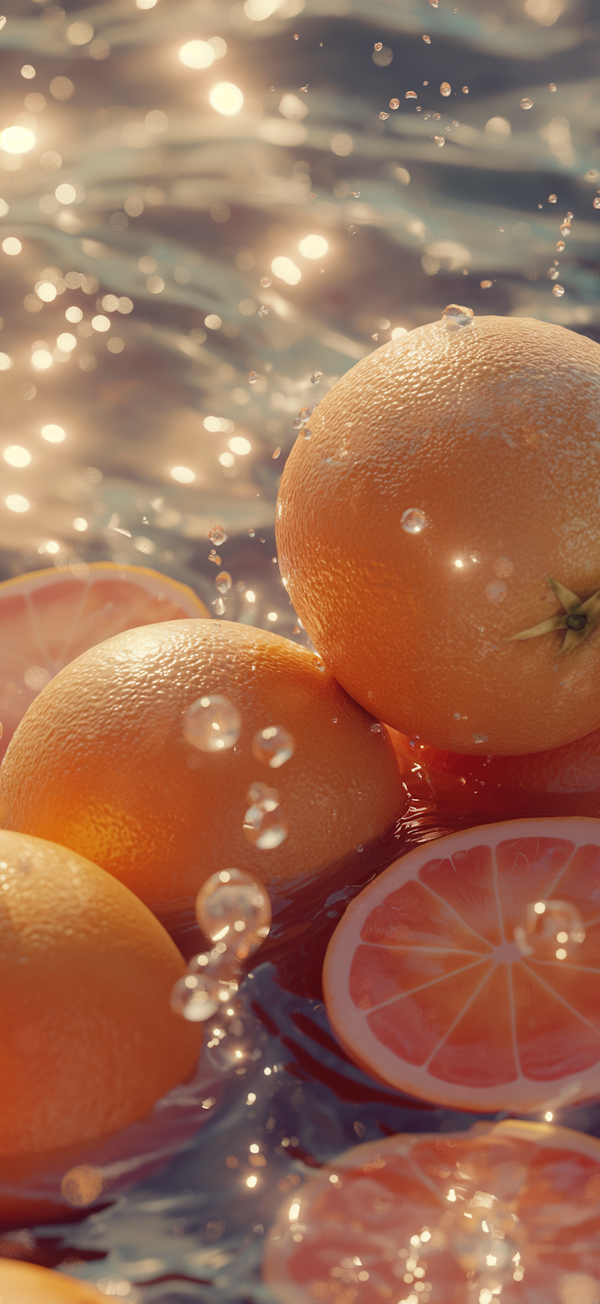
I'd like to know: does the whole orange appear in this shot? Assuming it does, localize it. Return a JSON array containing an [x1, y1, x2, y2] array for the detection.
[[0, 829, 200, 1158], [0, 621, 404, 928], [390, 722, 600, 821], [0, 1260, 102, 1304], [276, 312, 600, 755]]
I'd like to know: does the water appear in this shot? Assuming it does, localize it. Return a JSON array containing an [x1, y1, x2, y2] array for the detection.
[[1, 0, 600, 1296]]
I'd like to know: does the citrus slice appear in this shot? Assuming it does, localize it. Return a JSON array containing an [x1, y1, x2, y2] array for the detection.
[[263, 1119, 600, 1304], [0, 562, 209, 760], [324, 816, 600, 1113]]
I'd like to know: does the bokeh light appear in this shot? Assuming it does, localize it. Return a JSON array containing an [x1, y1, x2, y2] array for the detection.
[[41, 425, 66, 443], [1, 126, 35, 154], [298, 234, 329, 260], [180, 41, 214, 69], [6, 494, 29, 513], [209, 83, 243, 116], [4, 446, 31, 467], [271, 256, 302, 285]]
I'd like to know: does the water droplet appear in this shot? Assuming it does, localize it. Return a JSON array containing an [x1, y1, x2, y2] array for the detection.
[[252, 725, 295, 769], [462, 86, 469, 93], [207, 526, 227, 546], [405, 91, 417, 99], [292, 404, 315, 429], [243, 783, 288, 850], [195, 867, 272, 959], [549, 82, 557, 91], [402, 507, 427, 534], [473, 734, 489, 744], [422, 34, 431, 43], [303, 427, 312, 440], [515, 899, 585, 960], [480, 280, 493, 289], [311, 370, 323, 384], [559, 224, 571, 239], [548, 194, 557, 202], [434, 135, 445, 147], [379, 111, 389, 120], [248, 370, 259, 384], [183, 695, 242, 753], [374, 41, 382, 51], [594, 199, 600, 209], [520, 97, 533, 110], [440, 82, 451, 96], [258, 305, 269, 318], [556, 240, 565, 252], [171, 972, 220, 1022], [441, 303, 474, 330], [429, 0, 438, 6], [212, 597, 226, 616], [370, 722, 383, 733], [260, 275, 272, 287], [552, 284, 565, 297], [216, 571, 232, 594], [389, 98, 400, 110], [449, 1192, 525, 1287], [547, 266, 559, 280]]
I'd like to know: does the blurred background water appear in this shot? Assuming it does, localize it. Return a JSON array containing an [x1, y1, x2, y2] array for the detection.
[[1, 0, 600, 1297]]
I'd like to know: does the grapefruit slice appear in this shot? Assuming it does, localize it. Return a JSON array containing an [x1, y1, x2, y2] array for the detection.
[[324, 817, 600, 1113], [263, 1120, 600, 1304], [0, 563, 209, 761]]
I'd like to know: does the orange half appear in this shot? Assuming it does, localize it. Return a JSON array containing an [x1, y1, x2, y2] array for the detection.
[[324, 817, 600, 1113], [0, 562, 209, 760]]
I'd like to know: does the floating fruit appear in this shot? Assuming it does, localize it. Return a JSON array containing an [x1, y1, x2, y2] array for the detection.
[[0, 622, 404, 928], [0, 562, 209, 761], [0, 829, 200, 1159], [263, 1120, 600, 1304], [276, 313, 600, 755], [324, 817, 600, 1112], [390, 724, 600, 821], [0, 1259, 102, 1303]]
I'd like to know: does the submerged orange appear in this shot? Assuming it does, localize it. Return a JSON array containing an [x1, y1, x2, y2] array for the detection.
[[0, 562, 209, 762], [0, 621, 404, 927], [0, 829, 200, 1158], [0, 1260, 102, 1304], [324, 817, 600, 1113], [264, 1120, 600, 1304], [277, 313, 600, 755]]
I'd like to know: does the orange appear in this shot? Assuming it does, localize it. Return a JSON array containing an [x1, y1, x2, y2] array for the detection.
[[0, 562, 209, 762], [0, 1260, 102, 1304], [324, 816, 600, 1113], [276, 312, 600, 756], [0, 828, 200, 1158], [390, 724, 600, 822], [0, 621, 404, 928], [263, 1119, 600, 1304]]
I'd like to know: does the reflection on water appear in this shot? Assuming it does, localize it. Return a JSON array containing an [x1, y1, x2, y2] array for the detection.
[[1, 0, 599, 1296]]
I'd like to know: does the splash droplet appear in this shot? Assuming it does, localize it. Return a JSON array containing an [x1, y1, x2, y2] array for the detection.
[[547, 266, 559, 280], [183, 695, 242, 752], [405, 91, 417, 99], [441, 303, 474, 330], [212, 597, 226, 616], [216, 571, 232, 594], [374, 42, 382, 51], [556, 240, 565, 252], [311, 370, 323, 384], [260, 275, 272, 287], [594, 198, 600, 209], [252, 725, 295, 769], [389, 98, 400, 110], [548, 194, 557, 203], [195, 867, 272, 959], [248, 370, 259, 384], [434, 135, 445, 147], [207, 525, 228, 546], [462, 86, 469, 93], [402, 508, 427, 534], [520, 97, 533, 110], [422, 34, 431, 43], [440, 82, 451, 96], [552, 284, 565, 297], [243, 783, 288, 850], [258, 305, 269, 317], [549, 82, 557, 91], [559, 222, 571, 236], [515, 899, 585, 960]]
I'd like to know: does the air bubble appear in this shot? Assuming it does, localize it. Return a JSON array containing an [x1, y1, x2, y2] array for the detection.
[[196, 867, 272, 959], [216, 571, 232, 594], [442, 303, 474, 330], [252, 725, 295, 769], [243, 782, 288, 850], [183, 695, 242, 752], [402, 508, 427, 534]]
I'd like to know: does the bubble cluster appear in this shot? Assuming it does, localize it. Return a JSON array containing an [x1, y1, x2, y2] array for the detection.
[[171, 870, 272, 1024], [243, 782, 288, 849], [252, 725, 295, 769]]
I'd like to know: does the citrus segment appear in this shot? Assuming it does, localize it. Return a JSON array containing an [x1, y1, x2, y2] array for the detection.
[[324, 817, 600, 1111], [0, 621, 404, 924], [263, 1120, 600, 1304], [0, 562, 209, 761], [0, 828, 200, 1158]]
